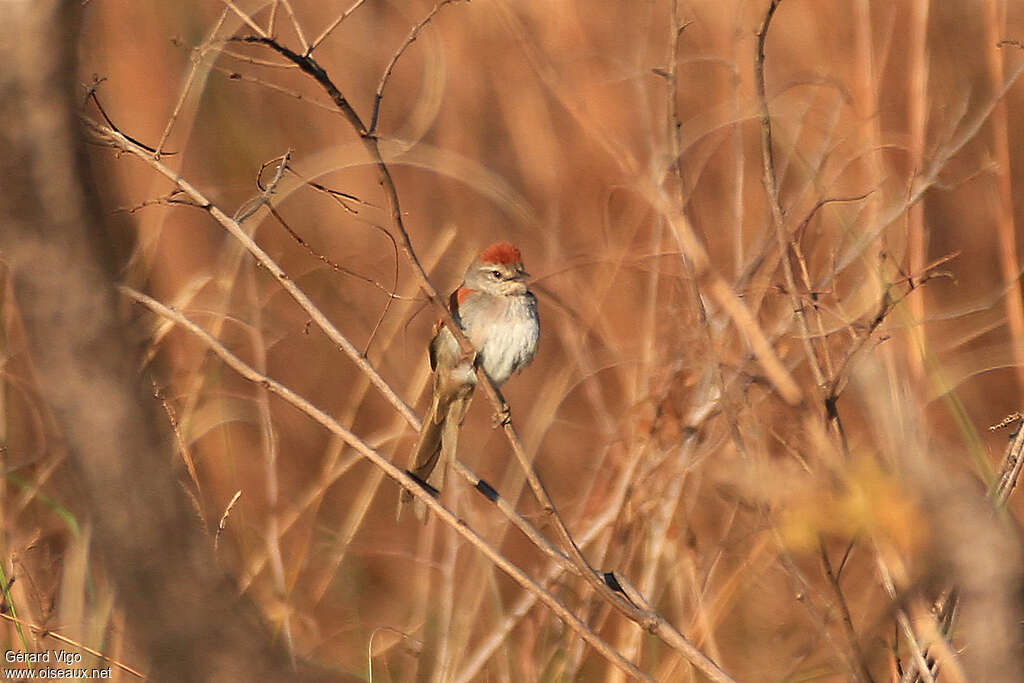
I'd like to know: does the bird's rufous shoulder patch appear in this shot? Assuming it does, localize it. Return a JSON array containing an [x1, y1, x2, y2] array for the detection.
[[456, 287, 475, 306]]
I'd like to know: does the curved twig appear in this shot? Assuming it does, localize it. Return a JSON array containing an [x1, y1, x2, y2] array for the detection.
[[228, 24, 736, 683], [120, 286, 654, 683], [368, 0, 470, 135]]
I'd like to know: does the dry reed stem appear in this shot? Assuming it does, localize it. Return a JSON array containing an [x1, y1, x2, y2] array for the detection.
[[243, 258, 296, 662], [63, 2, 1024, 680], [219, 0, 269, 38], [454, 426, 653, 682], [751, 8, 977, 679], [138, 8, 275, 455], [228, 24, 738, 681], [309, 464, 387, 604], [368, 0, 469, 135], [87, 120, 420, 427], [240, 232, 454, 596], [2, 0, 323, 674], [607, 5, 729, 672], [646, 196, 802, 406], [613, 443, 688, 675], [220, 48, 298, 68], [276, 0, 309, 53], [663, 3, 749, 470], [831, 59, 1024, 277], [688, 529, 771, 655], [308, 0, 367, 54], [983, 0, 1024, 393], [894, 412, 1024, 682], [218, 273, 614, 629], [152, 380, 206, 529], [432, 521, 460, 682], [90, 3, 1024, 679], [769, 522, 867, 679], [155, 8, 228, 155], [0, 612, 146, 680], [819, 541, 875, 683], [120, 286, 655, 682], [874, 554, 939, 683], [485, 377, 734, 682], [754, 0, 828, 404], [905, 0, 930, 383], [210, 64, 338, 113]]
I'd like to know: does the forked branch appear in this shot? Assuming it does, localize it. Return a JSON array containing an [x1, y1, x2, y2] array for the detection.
[[230, 19, 736, 683], [120, 286, 653, 683]]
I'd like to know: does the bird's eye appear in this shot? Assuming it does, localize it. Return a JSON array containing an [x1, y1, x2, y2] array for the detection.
[[490, 270, 502, 279]]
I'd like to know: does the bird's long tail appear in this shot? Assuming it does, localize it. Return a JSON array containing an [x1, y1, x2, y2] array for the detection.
[[398, 387, 472, 522]]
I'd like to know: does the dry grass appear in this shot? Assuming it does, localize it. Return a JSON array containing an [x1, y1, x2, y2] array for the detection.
[[4, 0, 1024, 680]]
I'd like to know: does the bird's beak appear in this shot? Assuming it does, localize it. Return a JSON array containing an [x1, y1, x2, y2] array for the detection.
[[514, 269, 530, 281]]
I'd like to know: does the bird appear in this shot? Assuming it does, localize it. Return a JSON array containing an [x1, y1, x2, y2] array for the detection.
[[399, 241, 540, 521]]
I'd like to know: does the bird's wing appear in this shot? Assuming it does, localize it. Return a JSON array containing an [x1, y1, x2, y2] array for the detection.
[[428, 286, 463, 372]]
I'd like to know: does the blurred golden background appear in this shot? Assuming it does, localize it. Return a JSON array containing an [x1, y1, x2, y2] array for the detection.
[[4, 0, 1024, 680]]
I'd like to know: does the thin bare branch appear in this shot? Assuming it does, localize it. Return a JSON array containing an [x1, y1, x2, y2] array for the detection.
[[0, 613, 146, 680], [221, 48, 299, 68], [212, 64, 337, 113], [89, 117, 420, 427], [219, 0, 269, 37], [308, 0, 368, 54], [755, 0, 827, 396], [120, 285, 655, 683], [113, 26, 737, 682], [278, 0, 310, 53], [156, 9, 228, 155], [820, 542, 876, 683], [369, 0, 470, 135], [875, 555, 938, 683]]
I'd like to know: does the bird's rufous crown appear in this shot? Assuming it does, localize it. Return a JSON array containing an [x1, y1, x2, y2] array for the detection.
[[479, 241, 522, 265]]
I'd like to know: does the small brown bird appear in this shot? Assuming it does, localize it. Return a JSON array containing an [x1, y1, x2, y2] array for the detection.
[[400, 242, 539, 520]]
